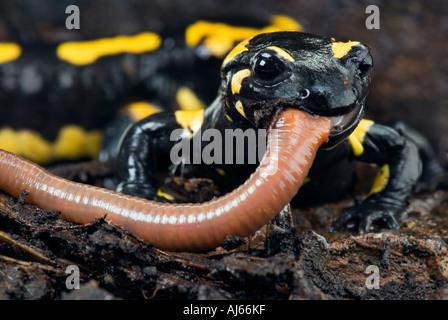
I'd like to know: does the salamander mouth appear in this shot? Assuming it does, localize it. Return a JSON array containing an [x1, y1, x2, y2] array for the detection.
[[325, 104, 364, 148], [255, 99, 364, 148]]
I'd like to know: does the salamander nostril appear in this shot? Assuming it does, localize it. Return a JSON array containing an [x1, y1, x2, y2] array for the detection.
[[359, 54, 373, 75], [359, 61, 372, 75], [298, 88, 310, 100]]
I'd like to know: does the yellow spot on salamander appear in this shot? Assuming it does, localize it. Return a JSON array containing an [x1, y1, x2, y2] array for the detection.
[[222, 37, 251, 68], [187, 15, 304, 60], [348, 119, 375, 156], [176, 86, 206, 111], [174, 109, 204, 134], [0, 129, 21, 155], [266, 46, 295, 62], [216, 168, 226, 176], [57, 32, 161, 65], [157, 189, 175, 201], [0, 43, 22, 64], [0, 128, 52, 164], [331, 40, 361, 59], [235, 101, 246, 119], [370, 164, 390, 194], [263, 15, 305, 33], [122, 101, 162, 121], [225, 113, 233, 123], [231, 69, 251, 95], [53, 126, 102, 161], [0, 126, 102, 164]]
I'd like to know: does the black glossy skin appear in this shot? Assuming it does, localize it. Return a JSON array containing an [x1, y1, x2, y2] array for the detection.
[[0, 2, 223, 142], [116, 31, 447, 232], [222, 33, 369, 121], [0, 44, 218, 141], [0, 3, 297, 144]]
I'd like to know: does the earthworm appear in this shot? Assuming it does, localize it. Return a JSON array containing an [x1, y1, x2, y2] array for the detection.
[[0, 108, 331, 251]]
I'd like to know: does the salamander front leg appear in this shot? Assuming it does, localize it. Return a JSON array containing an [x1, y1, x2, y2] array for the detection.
[[330, 122, 421, 233], [394, 121, 448, 191], [329, 196, 401, 232], [116, 112, 181, 202]]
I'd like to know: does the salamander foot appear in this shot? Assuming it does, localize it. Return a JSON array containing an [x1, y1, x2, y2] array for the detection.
[[329, 202, 402, 233]]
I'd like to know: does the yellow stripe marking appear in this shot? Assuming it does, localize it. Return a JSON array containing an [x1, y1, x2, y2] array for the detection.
[[222, 37, 251, 68], [187, 15, 304, 59], [331, 41, 361, 59], [348, 119, 375, 156], [0, 126, 102, 164], [370, 164, 390, 194], [57, 32, 161, 65], [0, 128, 52, 164], [175, 86, 206, 111], [157, 189, 175, 201], [266, 46, 295, 62], [0, 43, 22, 64], [174, 109, 204, 134], [231, 69, 251, 95], [52, 126, 101, 160], [122, 101, 162, 121], [216, 168, 226, 176], [235, 101, 246, 119]]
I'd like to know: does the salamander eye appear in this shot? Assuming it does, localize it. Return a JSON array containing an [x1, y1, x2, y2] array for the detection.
[[253, 52, 285, 81]]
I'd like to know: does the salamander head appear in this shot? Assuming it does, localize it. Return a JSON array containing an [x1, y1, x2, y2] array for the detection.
[[220, 31, 372, 147]]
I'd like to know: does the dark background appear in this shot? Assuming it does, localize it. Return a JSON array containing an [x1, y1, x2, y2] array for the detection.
[[0, 0, 446, 164]]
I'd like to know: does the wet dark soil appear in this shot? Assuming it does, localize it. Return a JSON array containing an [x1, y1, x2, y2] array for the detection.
[[0, 161, 448, 300]]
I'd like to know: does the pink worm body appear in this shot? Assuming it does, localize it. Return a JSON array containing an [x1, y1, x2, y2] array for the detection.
[[0, 109, 331, 251]]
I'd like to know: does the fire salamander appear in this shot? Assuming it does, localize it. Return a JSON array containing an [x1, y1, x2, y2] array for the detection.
[[0, 10, 446, 234], [115, 32, 448, 233], [0, 14, 302, 164]]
